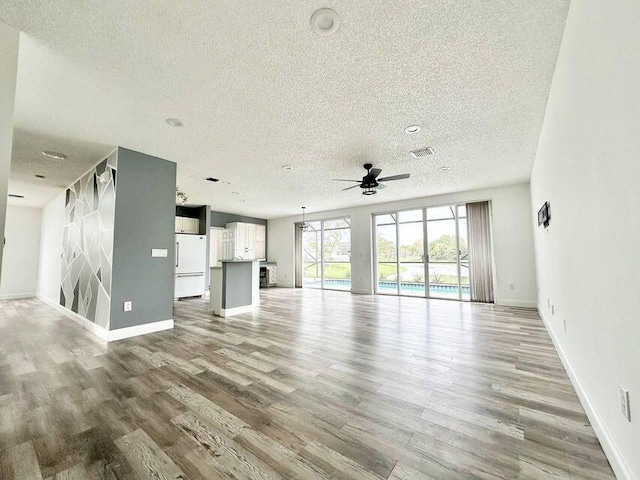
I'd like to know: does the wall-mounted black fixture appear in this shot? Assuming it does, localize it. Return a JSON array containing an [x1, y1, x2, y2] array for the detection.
[[205, 177, 219, 182], [538, 201, 551, 228]]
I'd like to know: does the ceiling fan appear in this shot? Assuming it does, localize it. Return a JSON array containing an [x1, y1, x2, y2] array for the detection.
[[333, 163, 410, 195]]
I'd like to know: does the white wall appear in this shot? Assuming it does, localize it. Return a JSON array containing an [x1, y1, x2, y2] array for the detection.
[[268, 182, 536, 307], [0, 23, 19, 275], [37, 192, 65, 303], [0, 206, 42, 298], [530, 2, 640, 479]]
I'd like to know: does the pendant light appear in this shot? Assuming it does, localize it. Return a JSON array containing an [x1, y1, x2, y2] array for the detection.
[[299, 207, 309, 231]]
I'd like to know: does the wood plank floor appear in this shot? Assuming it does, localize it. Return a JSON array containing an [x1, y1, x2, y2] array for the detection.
[[0, 289, 615, 479]]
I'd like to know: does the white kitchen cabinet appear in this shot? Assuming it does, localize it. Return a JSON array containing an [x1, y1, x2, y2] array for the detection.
[[175, 216, 199, 234], [255, 224, 266, 260], [226, 222, 254, 259], [267, 265, 277, 285]]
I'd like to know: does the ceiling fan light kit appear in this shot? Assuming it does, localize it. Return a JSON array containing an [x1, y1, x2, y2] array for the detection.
[[333, 163, 410, 196]]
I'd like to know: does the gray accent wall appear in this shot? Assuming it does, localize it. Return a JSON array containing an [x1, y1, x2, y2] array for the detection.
[[110, 148, 177, 330], [210, 211, 266, 228], [222, 262, 252, 309]]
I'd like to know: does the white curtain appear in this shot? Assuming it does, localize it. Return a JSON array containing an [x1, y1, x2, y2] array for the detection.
[[467, 201, 494, 303]]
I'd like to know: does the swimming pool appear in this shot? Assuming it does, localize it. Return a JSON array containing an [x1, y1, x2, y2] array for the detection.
[[304, 279, 470, 297]]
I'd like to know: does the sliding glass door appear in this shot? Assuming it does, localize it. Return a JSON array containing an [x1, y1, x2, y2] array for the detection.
[[374, 205, 470, 300], [398, 210, 425, 296], [375, 214, 398, 294], [425, 205, 469, 300], [302, 221, 322, 288], [322, 218, 351, 290], [302, 217, 351, 291]]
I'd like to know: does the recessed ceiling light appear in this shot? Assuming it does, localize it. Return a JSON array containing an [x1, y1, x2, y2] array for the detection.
[[232, 191, 240, 195], [8, 194, 24, 199], [438, 165, 451, 172], [281, 165, 294, 171], [311, 8, 340, 36], [35, 174, 45, 179], [42, 151, 67, 160], [222, 180, 232, 185], [166, 118, 184, 127], [205, 177, 219, 182], [404, 125, 421, 134]]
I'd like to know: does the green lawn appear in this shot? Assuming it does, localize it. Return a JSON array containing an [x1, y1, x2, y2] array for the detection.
[[305, 262, 468, 285], [304, 263, 351, 279]]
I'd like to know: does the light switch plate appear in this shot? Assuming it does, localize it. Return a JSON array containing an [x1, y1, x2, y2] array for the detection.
[[152, 248, 168, 258], [124, 301, 132, 312], [620, 385, 631, 422]]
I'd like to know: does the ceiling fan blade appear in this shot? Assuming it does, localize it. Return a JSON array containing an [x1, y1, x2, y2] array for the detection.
[[341, 184, 361, 191], [377, 183, 387, 189], [333, 179, 361, 182], [369, 168, 382, 179], [377, 173, 410, 182]]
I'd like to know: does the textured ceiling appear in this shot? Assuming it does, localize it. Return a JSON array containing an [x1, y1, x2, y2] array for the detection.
[[1, 1, 569, 217]]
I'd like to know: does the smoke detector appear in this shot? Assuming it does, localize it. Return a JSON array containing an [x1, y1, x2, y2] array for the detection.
[[311, 8, 340, 36]]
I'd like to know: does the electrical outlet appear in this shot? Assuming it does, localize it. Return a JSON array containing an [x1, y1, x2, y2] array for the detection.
[[124, 301, 132, 312], [620, 385, 631, 421]]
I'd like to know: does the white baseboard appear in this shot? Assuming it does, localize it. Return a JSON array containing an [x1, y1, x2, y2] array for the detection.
[[0, 292, 36, 300], [219, 305, 253, 317], [275, 282, 294, 288], [38, 294, 108, 340], [83, 318, 110, 341], [108, 319, 174, 341], [496, 298, 537, 308], [538, 305, 635, 480], [37, 294, 174, 343]]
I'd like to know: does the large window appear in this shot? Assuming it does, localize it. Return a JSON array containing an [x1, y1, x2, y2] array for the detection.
[[374, 205, 470, 300], [302, 217, 351, 290]]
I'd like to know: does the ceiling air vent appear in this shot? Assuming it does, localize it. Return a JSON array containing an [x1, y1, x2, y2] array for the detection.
[[410, 146, 435, 158], [8, 194, 24, 198]]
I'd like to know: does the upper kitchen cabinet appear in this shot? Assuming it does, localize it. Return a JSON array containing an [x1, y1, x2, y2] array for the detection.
[[175, 216, 199, 234], [225, 222, 266, 260], [255, 224, 266, 260], [226, 222, 254, 259]]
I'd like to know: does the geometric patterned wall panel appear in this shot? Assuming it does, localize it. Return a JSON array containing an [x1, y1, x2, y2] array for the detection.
[[60, 150, 117, 329]]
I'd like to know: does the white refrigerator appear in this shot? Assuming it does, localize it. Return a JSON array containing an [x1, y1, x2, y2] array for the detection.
[[175, 233, 207, 298]]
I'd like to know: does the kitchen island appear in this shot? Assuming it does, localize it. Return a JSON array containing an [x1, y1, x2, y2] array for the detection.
[[210, 260, 260, 317]]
